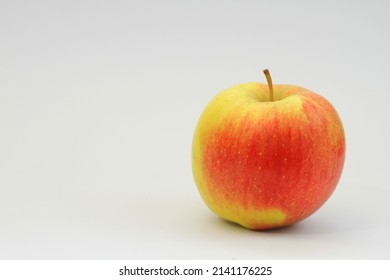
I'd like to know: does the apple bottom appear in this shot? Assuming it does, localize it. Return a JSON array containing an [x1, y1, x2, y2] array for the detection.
[[200, 190, 330, 230], [198, 154, 343, 230], [205, 197, 289, 230], [198, 153, 343, 230]]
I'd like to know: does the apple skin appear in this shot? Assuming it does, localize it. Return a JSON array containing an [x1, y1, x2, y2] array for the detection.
[[192, 82, 345, 230]]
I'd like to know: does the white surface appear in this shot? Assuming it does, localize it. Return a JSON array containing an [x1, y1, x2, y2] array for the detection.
[[0, 0, 389, 259]]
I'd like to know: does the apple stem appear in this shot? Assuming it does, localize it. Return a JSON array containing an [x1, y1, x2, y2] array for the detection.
[[263, 69, 274, 102]]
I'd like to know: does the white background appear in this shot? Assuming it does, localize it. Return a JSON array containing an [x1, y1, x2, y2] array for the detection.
[[0, 0, 389, 259]]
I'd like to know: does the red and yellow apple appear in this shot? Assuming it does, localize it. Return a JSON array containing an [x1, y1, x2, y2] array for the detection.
[[192, 70, 345, 230]]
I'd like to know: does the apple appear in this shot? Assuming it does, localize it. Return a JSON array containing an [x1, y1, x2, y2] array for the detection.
[[192, 69, 345, 230]]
